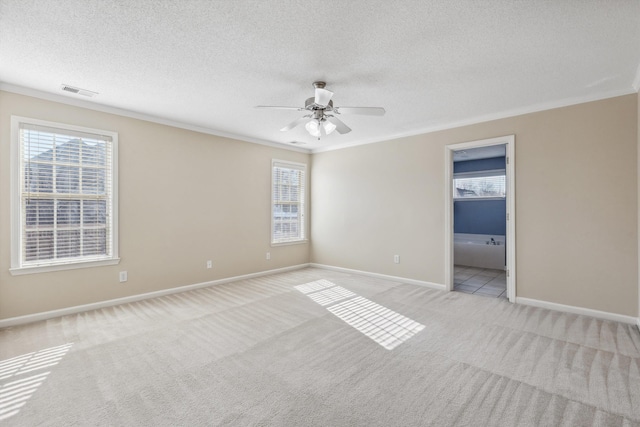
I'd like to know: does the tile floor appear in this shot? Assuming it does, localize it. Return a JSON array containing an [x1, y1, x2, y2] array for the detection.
[[454, 265, 507, 298]]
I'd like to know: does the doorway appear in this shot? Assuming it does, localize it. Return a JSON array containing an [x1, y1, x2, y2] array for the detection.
[[444, 136, 516, 302]]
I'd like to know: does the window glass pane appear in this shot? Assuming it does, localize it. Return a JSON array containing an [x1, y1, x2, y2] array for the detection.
[[25, 199, 54, 228], [25, 231, 54, 261], [23, 130, 54, 162], [454, 174, 505, 198], [290, 222, 298, 236], [83, 200, 107, 225], [82, 168, 106, 194], [55, 165, 81, 193], [55, 139, 81, 164], [81, 141, 106, 165], [56, 230, 81, 258], [57, 200, 81, 225], [25, 164, 53, 193], [83, 229, 107, 256]]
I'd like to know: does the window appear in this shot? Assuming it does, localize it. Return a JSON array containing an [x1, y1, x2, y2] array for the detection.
[[10, 117, 119, 274], [453, 169, 505, 199], [271, 160, 306, 244]]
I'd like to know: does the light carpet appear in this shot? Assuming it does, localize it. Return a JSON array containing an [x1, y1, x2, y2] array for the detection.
[[1, 267, 639, 426]]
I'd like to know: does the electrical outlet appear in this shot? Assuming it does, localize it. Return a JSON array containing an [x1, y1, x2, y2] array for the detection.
[[119, 271, 128, 282], [206, 260, 212, 269], [266, 252, 271, 260], [394, 255, 400, 264]]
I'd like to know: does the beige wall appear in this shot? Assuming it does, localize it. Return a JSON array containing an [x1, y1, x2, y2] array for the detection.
[[2, 90, 638, 320], [311, 94, 638, 317], [0, 91, 310, 319]]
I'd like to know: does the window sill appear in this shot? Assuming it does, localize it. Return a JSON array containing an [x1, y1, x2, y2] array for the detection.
[[10, 257, 121, 276], [271, 239, 309, 247], [454, 197, 506, 202]]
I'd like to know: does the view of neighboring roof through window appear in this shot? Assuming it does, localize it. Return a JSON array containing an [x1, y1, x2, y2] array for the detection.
[[453, 146, 507, 200], [10, 117, 119, 274], [453, 170, 506, 199]]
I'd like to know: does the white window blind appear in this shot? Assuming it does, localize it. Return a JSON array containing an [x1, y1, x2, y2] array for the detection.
[[454, 169, 506, 199], [12, 118, 118, 272], [271, 160, 306, 244]]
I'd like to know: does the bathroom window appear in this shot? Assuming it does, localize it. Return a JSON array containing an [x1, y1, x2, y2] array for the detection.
[[454, 170, 505, 199]]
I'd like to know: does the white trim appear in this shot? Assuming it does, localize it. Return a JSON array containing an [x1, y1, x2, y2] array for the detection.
[[309, 263, 446, 291], [505, 139, 516, 302], [10, 116, 120, 273], [0, 83, 310, 154], [4, 262, 635, 330], [270, 239, 309, 247], [444, 148, 454, 294], [1, 82, 632, 157], [516, 297, 638, 325], [453, 168, 505, 179], [10, 258, 120, 275], [271, 159, 307, 245], [445, 135, 516, 303], [454, 197, 505, 202], [312, 88, 635, 154], [637, 318, 640, 332], [0, 263, 310, 329], [10, 117, 20, 271]]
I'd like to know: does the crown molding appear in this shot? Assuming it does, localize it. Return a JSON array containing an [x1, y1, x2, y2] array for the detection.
[[2, 81, 634, 156], [311, 87, 637, 153], [0, 82, 311, 154]]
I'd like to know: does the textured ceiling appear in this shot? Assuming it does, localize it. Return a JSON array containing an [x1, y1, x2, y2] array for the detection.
[[1, 0, 639, 152]]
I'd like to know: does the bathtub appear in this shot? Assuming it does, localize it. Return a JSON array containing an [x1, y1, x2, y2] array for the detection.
[[454, 233, 505, 270]]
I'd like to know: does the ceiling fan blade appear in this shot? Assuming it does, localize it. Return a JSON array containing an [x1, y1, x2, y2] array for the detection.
[[314, 88, 333, 107], [326, 116, 352, 134], [334, 107, 385, 116], [280, 116, 311, 132], [255, 105, 305, 111]]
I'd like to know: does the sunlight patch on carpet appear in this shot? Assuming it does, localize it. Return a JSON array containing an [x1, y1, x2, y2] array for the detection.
[[0, 343, 73, 421], [295, 280, 424, 350]]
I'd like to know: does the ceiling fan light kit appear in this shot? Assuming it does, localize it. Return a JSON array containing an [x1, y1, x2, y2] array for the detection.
[[256, 81, 385, 140], [305, 117, 337, 138]]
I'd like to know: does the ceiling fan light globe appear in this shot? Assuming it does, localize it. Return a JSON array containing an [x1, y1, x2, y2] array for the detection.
[[305, 119, 321, 137], [314, 88, 334, 107], [322, 120, 337, 135]]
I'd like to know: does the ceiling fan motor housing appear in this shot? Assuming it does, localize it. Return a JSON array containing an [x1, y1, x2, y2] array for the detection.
[[305, 97, 333, 113], [306, 97, 332, 120]]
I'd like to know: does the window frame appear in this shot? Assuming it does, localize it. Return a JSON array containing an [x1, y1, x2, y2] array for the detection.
[[271, 159, 307, 246], [453, 168, 506, 201], [10, 116, 119, 275]]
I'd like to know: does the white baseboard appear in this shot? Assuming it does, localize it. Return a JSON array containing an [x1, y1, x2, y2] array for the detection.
[[0, 263, 310, 329], [309, 263, 446, 291], [3, 262, 635, 330], [516, 297, 638, 325], [310, 264, 637, 328]]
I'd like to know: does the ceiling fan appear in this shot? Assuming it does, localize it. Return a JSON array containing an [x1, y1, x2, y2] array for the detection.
[[256, 81, 385, 139]]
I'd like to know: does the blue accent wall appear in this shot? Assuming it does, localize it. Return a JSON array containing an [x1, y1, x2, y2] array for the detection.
[[454, 200, 506, 235], [454, 157, 505, 173], [454, 156, 506, 236]]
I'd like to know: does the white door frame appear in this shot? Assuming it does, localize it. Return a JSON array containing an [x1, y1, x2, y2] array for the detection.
[[444, 135, 516, 302]]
